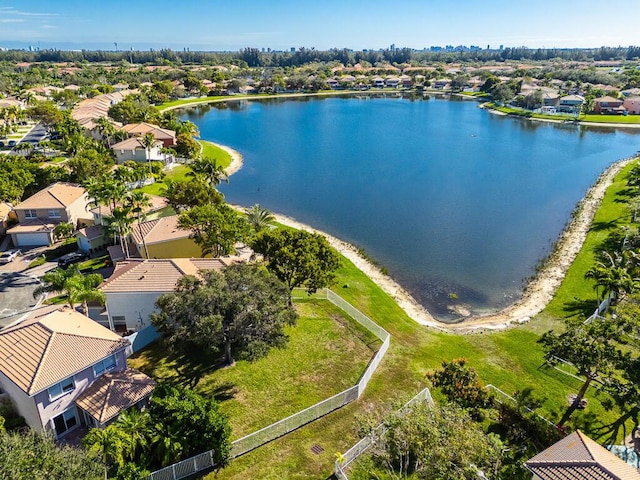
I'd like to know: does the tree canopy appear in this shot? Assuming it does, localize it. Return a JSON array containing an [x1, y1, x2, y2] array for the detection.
[[152, 263, 297, 366], [1, 429, 103, 480], [178, 203, 249, 257], [251, 229, 341, 294]]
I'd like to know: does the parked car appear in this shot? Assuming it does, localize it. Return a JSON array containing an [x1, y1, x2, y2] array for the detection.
[[0, 141, 5, 148], [7, 140, 16, 147], [57, 251, 90, 269], [0, 249, 22, 264]]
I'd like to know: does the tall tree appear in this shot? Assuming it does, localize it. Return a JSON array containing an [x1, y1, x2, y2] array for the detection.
[[538, 315, 635, 426], [127, 190, 152, 258], [139, 132, 157, 165], [359, 403, 503, 480], [251, 229, 341, 295], [178, 203, 249, 257], [152, 263, 297, 366], [65, 273, 106, 316], [164, 179, 223, 212], [104, 207, 135, 258], [83, 425, 127, 469]]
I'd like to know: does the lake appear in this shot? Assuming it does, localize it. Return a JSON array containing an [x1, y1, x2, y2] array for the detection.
[[180, 95, 640, 321]]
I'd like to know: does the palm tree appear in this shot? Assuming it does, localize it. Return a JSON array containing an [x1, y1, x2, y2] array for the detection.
[[151, 423, 183, 467], [140, 132, 157, 165], [65, 273, 106, 316], [84, 177, 111, 225], [245, 204, 275, 233], [83, 425, 126, 468], [187, 156, 228, 186], [33, 266, 80, 300], [104, 207, 135, 258], [115, 408, 151, 462], [95, 116, 117, 147], [127, 191, 152, 258], [102, 178, 128, 212]]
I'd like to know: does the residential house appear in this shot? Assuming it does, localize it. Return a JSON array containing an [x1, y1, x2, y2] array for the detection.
[[399, 75, 413, 88], [110, 136, 164, 165], [524, 430, 640, 480], [0, 97, 24, 109], [98, 257, 248, 332], [130, 215, 200, 259], [0, 202, 12, 237], [326, 78, 340, 90], [622, 88, 640, 98], [0, 305, 154, 439], [77, 195, 168, 253], [623, 97, 640, 115], [121, 122, 176, 148], [593, 96, 626, 114], [385, 76, 400, 88], [7, 182, 91, 247], [432, 79, 450, 89], [558, 94, 585, 113], [371, 76, 385, 88]]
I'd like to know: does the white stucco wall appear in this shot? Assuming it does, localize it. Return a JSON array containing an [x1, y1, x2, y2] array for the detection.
[[0, 372, 41, 432], [105, 291, 165, 331]]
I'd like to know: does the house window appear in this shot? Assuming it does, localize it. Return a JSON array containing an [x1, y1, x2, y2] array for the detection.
[[24, 209, 37, 219], [47, 209, 61, 219], [52, 407, 78, 437], [48, 376, 75, 400], [93, 354, 117, 377]]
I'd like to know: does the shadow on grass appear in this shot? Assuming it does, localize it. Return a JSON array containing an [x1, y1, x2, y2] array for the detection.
[[615, 187, 636, 200], [561, 298, 597, 318], [590, 220, 620, 232], [131, 340, 237, 393], [575, 407, 639, 446]]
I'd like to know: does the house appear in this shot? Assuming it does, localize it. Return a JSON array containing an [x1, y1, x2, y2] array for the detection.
[[558, 94, 585, 113], [110, 136, 164, 165], [0, 202, 12, 237], [623, 97, 640, 115], [385, 76, 400, 88], [433, 79, 450, 89], [98, 257, 248, 332], [76, 225, 111, 253], [371, 76, 385, 88], [399, 75, 412, 88], [7, 182, 91, 247], [130, 215, 200, 259], [524, 430, 640, 480], [593, 96, 626, 114], [0, 305, 154, 439], [326, 78, 340, 90], [121, 122, 176, 148]]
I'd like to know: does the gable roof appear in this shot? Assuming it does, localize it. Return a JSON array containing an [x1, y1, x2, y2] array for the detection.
[[100, 257, 239, 294], [14, 182, 87, 210], [0, 202, 13, 219], [122, 122, 175, 140], [594, 96, 623, 103], [0, 306, 129, 396], [111, 137, 161, 151], [525, 430, 640, 480], [130, 215, 190, 246], [74, 368, 155, 424]]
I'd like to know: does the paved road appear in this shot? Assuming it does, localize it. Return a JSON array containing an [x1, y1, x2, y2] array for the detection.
[[18, 122, 47, 145], [0, 272, 41, 329]]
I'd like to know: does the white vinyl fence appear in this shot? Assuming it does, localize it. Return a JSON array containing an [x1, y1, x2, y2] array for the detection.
[[147, 288, 391, 480]]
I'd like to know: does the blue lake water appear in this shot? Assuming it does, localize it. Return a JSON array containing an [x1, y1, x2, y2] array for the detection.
[[181, 96, 640, 321]]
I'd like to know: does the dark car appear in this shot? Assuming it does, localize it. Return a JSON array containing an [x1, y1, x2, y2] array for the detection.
[[57, 251, 90, 269], [7, 140, 16, 147]]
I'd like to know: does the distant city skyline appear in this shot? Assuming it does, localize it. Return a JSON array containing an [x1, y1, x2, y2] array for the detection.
[[1, 1, 639, 52]]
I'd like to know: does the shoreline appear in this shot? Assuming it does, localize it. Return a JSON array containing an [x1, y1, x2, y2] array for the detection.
[[481, 104, 640, 130], [227, 155, 635, 333]]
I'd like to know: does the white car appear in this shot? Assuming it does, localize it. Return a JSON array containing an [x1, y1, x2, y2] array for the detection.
[[0, 249, 22, 263]]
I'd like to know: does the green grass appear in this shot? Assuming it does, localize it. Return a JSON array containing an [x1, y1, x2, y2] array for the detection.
[[206, 252, 630, 479], [579, 114, 640, 124], [128, 299, 380, 439], [78, 254, 110, 272], [485, 103, 640, 125], [137, 164, 190, 195], [543, 162, 635, 320], [26, 257, 46, 269], [205, 159, 640, 477], [199, 140, 232, 170]]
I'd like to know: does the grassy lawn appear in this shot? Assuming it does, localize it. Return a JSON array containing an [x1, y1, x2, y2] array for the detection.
[[78, 254, 110, 272], [207, 251, 630, 479], [137, 164, 190, 196], [579, 114, 640, 124], [199, 140, 232, 170], [542, 162, 635, 320], [201, 162, 640, 478], [486, 103, 640, 125], [128, 299, 380, 439]]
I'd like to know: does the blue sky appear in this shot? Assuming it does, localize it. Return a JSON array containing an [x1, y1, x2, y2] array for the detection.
[[1, 1, 639, 52]]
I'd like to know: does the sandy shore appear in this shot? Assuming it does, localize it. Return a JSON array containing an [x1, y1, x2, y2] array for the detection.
[[229, 155, 635, 333], [202, 141, 244, 175]]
